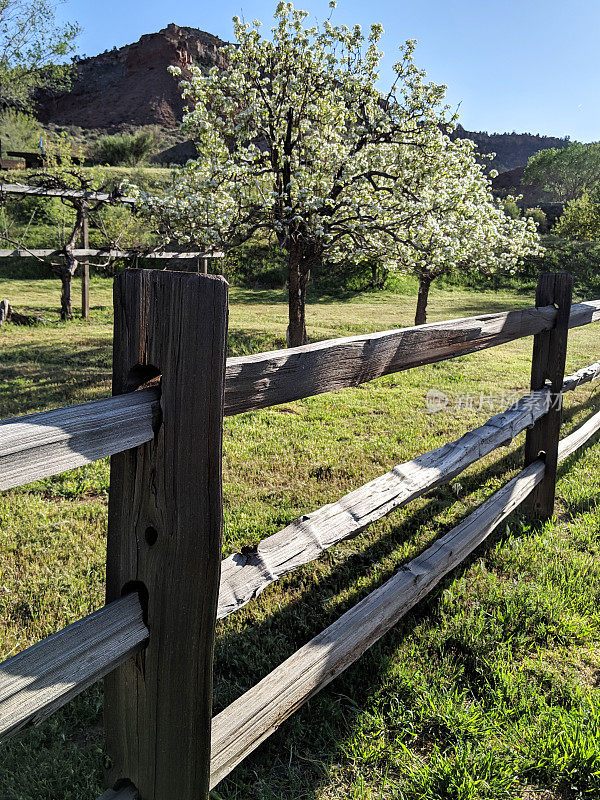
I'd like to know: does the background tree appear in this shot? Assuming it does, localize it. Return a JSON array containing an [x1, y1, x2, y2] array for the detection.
[[0, 0, 80, 108], [523, 142, 600, 202], [0, 134, 156, 319], [389, 135, 540, 324], [0, 107, 40, 154], [553, 190, 600, 241], [139, 2, 539, 343]]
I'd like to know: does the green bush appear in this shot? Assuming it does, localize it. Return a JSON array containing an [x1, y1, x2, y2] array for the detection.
[[528, 235, 600, 297], [0, 110, 41, 156], [503, 200, 521, 220], [553, 191, 600, 241], [93, 130, 160, 167], [524, 207, 548, 233]]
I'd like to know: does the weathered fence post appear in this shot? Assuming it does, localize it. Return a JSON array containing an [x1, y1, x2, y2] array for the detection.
[[104, 269, 229, 800], [524, 270, 573, 518]]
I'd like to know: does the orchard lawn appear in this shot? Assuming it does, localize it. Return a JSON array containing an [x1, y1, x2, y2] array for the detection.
[[1, 276, 600, 800]]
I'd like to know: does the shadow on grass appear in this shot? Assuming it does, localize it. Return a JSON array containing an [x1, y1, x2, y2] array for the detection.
[[2, 396, 599, 800], [0, 340, 113, 417], [212, 394, 600, 798]]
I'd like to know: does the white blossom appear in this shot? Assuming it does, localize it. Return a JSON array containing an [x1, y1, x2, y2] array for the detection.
[[136, 2, 541, 338]]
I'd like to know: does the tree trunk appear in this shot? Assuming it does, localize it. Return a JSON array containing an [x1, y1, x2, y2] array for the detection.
[[60, 273, 73, 321], [288, 263, 310, 347], [415, 276, 432, 326]]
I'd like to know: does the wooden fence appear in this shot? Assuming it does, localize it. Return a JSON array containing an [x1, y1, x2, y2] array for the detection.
[[1, 269, 600, 799]]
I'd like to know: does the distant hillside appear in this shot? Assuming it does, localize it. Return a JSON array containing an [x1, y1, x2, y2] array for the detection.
[[35, 26, 572, 175], [453, 125, 571, 173], [37, 24, 227, 129]]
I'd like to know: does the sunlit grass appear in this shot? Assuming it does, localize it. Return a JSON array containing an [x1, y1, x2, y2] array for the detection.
[[1, 276, 600, 799]]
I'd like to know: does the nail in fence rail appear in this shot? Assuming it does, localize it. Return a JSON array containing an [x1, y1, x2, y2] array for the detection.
[[525, 271, 574, 518], [103, 270, 229, 800]]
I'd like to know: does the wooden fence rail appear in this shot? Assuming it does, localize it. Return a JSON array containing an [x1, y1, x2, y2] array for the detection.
[[0, 387, 159, 492], [2, 298, 600, 493], [210, 403, 600, 787], [217, 386, 550, 619], [1, 270, 600, 800], [0, 249, 222, 259], [225, 298, 600, 414], [0, 593, 147, 741], [0, 183, 136, 203], [217, 352, 600, 619], [210, 459, 547, 786]]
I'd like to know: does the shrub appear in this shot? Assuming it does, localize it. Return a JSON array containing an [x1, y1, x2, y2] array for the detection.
[[530, 235, 600, 296], [553, 191, 600, 241], [93, 130, 160, 166], [0, 110, 41, 156], [503, 200, 521, 220], [524, 207, 548, 233]]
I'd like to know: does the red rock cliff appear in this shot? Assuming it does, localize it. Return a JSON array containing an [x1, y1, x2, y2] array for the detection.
[[37, 24, 227, 128]]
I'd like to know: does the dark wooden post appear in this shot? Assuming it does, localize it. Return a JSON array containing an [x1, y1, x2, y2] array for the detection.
[[524, 270, 573, 518], [81, 206, 90, 319], [104, 270, 229, 800]]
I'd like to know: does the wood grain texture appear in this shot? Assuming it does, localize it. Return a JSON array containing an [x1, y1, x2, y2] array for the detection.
[[0, 387, 159, 492], [562, 360, 600, 393], [104, 270, 228, 800], [567, 298, 600, 328], [224, 299, 600, 415], [525, 272, 573, 517], [558, 407, 600, 463], [224, 305, 557, 415], [216, 387, 551, 620], [210, 460, 546, 789], [1, 302, 598, 494], [0, 593, 147, 742]]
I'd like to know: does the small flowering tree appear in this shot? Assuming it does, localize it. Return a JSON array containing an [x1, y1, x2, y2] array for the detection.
[[393, 135, 541, 324], [138, 2, 540, 343]]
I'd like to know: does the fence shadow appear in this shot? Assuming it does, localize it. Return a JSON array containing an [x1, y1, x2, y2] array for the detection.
[[212, 392, 600, 797]]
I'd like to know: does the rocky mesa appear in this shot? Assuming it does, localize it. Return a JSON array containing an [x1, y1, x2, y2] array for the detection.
[[37, 23, 227, 129]]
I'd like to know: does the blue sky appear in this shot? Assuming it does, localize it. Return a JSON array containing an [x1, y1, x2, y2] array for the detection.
[[56, 0, 599, 141]]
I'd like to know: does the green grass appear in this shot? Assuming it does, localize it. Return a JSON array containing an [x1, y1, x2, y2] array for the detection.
[[1, 277, 600, 800]]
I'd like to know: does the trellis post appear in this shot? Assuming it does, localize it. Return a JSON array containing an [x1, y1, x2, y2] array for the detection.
[[103, 269, 229, 799], [81, 205, 90, 320]]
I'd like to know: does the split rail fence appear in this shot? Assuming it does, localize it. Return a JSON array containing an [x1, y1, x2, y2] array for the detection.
[[1, 269, 600, 799]]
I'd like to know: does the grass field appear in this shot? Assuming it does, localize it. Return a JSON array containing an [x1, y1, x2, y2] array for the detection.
[[1, 276, 600, 800]]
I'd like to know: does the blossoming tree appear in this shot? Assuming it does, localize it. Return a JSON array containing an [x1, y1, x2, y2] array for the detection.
[[138, 2, 540, 343]]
